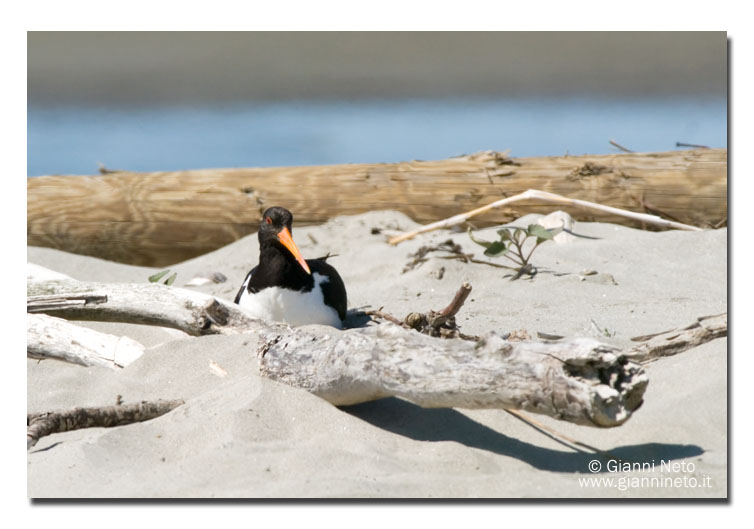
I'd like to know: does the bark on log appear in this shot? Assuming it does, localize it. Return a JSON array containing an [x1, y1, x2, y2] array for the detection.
[[27, 313, 145, 368], [27, 399, 184, 449], [258, 325, 649, 428], [27, 148, 727, 266], [27, 279, 261, 336]]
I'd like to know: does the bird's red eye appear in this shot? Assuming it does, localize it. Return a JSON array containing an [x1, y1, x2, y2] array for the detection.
[[265, 217, 272, 225]]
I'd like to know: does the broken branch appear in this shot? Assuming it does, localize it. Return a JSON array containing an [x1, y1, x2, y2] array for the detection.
[[27, 279, 262, 336], [27, 313, 145, 369], [625, 313, 727, 363], [439, 282, 472, 318], [27, 399, 184, 449]]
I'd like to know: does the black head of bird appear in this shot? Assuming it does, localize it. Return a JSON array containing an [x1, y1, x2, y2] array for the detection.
[[258, 206, 311, 275]]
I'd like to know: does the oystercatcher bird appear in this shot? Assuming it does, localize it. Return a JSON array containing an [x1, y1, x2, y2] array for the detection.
[[234, 207, 347, 328]]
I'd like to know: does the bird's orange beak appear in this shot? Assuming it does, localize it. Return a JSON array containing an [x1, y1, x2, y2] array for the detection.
[[277, 227, 311, 275]]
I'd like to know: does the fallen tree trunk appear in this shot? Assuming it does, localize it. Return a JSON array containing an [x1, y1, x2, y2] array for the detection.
[[27, 279, 261, 336], [258, 325, 648, 428], [27, 148, 727, 266], [27, 399, 184, 449], [27, 313, 145, 368]]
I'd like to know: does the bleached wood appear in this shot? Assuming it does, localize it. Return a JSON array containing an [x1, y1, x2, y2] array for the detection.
[[27, 279, 262, 336], [258, 324, 649, 428], [388, 189, 703, 245], [27, 313, 144, 369]]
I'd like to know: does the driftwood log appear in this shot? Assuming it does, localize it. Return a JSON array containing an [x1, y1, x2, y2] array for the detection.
[[27, 279, 260, 336], [258, 325, 648, 428], [27, 148, 727, 266], [27, 399, 184, 449], [27, 313, 144, 368]]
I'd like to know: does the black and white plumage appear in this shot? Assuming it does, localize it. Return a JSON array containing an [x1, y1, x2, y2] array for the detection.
[[234, 207, 347, 328]]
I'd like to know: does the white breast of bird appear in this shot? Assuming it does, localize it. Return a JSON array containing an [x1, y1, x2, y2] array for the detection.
[[238, 272, 342, 329]]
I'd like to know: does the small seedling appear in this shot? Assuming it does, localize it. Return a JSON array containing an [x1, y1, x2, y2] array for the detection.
[[468, 224, 560, 279], [590, 319, 616, 338], [148, 269, 177, 286]]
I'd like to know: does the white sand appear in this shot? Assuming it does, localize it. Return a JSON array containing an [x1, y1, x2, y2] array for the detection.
[[27, 211, 727, 498]]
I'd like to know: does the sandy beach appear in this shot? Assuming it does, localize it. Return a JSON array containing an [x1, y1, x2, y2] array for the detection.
[[27, 211, 727, 498]]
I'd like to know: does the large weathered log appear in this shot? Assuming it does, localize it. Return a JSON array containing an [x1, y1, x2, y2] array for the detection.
[[27, 148, 727, 266], [27, 279, 261, 336], [258, 325, 648, 428], [27, 313, 144, 368], [27, 399, 184, 449]]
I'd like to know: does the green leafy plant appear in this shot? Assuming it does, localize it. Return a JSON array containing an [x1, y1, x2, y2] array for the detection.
[[468, 224, 560, 279], [148, 269, 177, 286]]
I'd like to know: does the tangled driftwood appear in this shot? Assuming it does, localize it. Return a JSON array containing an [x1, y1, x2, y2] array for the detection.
[[27, 278, 649, 428], [26, 270, 729, 434]]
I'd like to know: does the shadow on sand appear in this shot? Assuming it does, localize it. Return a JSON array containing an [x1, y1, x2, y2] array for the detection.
[[341, 397, 703, 474]]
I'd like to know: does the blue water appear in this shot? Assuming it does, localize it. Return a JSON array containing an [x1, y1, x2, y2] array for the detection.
[[27, 98, 727, 177]]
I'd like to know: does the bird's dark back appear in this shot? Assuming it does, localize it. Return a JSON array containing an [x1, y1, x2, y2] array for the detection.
[[308, 258, 347, 321]]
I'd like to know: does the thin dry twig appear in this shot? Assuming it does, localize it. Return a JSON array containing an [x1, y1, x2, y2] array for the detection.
[[676, 142, 710, 149], [609, 139, 634, 153], [403, 239, 517, 273], [504, 409, 621, 461], [388, 189, 703, 245], [364, 307, 405, 327]]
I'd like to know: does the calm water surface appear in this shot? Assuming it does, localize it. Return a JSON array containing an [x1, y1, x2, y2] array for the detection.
[[27, 98, 727, 177]]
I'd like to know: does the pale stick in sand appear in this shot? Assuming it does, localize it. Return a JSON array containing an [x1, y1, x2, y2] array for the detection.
[[388, 189, 703, 245]]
